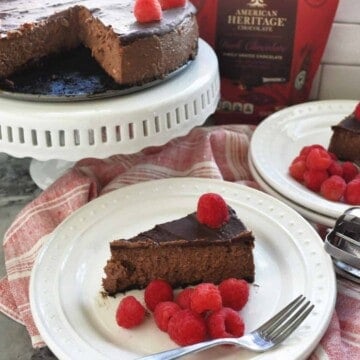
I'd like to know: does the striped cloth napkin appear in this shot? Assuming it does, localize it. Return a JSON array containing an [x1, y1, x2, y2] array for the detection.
[[0, 125, 359, 359]]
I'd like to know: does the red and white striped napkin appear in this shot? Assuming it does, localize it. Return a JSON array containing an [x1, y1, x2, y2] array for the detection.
[[0, 125, 359, 359]]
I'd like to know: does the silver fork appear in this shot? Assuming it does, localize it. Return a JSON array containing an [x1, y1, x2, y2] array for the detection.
[[138, 295, 314, 360]]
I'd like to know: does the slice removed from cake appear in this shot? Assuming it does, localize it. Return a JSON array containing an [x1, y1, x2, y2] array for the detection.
[[102, 194, 255, 295], [328, 102, 360, 163]]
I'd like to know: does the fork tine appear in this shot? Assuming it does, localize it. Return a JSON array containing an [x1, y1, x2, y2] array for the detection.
[[269, 301, 314, 344], [256, 295, 306, 334]]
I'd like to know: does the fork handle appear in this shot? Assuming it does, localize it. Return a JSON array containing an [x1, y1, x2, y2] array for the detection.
[[137, 338, 238, 360]]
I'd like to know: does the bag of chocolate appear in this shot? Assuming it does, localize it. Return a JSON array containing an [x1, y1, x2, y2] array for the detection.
[[192, 0, 339, 124]]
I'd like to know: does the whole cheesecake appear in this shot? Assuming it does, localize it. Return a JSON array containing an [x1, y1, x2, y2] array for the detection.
[[103, 207, 255, 295], [328, 108, 360, 163], [0, 0, 198, 86]]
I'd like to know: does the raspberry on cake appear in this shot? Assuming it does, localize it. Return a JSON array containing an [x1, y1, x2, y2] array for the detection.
[[102, 193, 255, 295], [134, 0, 163, 23], [0, 0, 199, 86]]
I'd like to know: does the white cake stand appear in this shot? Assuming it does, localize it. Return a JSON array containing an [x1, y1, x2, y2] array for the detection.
[[0, 40, 220, 189]]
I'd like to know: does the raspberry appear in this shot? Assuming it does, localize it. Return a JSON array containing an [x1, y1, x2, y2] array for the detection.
[[154, 301, 181, 332], [207, 307, 245, 339], [159, 0, 186, 10], [305, 148, 332, 170], [289, 157, 307, 182], [218, 278, 249, 311], [328, 152, 338, 160], [303, 169, 329, 192], [299, 144, 325, 157], [190, 283, 222, 314], [342, 161, 359, 183], [354, 102, 360, 121], [196, 193, 230, 228], [328, 160, 343, 177], [320, 175, 346, 202], [144, 279, 174, 311], [344, 179, 360, 205], [167, 309, 207, 346], [115, 296, 146, 329], [134, 0, 162, 23], [175, 288, 194, 309]]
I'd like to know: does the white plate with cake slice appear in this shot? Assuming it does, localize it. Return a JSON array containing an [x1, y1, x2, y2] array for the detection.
[[250, 99, 358, 221], [30, 177, 336, 360]]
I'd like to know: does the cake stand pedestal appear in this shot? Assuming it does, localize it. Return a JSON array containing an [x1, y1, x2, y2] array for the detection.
[[0, 40, 220, 189]]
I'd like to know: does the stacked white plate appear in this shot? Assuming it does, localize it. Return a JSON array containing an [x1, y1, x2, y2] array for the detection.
[[249, 99, 358, 228]]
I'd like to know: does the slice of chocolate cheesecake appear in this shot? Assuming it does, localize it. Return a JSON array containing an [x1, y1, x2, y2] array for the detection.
[[328, 109, 360, 163], [103, 207, 255, 295]]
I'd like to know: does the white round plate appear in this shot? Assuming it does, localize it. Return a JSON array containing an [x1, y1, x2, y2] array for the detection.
[[250, 99, 358, 220], [30, 178, 336, 360], [248, 153, 337, 228]]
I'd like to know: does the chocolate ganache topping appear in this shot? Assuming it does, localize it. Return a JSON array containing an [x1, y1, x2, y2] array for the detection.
[[0, 0, 197, 44], [115, 208, 250, 246], [335, 114, 360, 133]]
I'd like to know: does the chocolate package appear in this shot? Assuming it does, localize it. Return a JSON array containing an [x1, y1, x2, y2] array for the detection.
[[192, 0, 339, 124]]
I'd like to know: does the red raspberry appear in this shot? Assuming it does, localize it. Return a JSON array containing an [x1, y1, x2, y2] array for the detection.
[[320, 175, 346, 202], [134, 0, 162, 23], [354, 102, 360, 121], [207, 307, 245, 339], [175, 288, 194, 309], [115, 296, 146, 329], [289, 157, 307, 182], [154, 301, 181, 332], [299, 144, 325, 157], [342, 161, 359, 183], [328, 152, 338, 160], [305, 148, 332, 170], [344, 179, 360, 205], [196, 193, 230, 228], [159, 0, 186, 10], [303, 169, 329, 192], [167, 309, 207, 346], [328, 160, 343, 177], [218, 278, 249, 311], [144, 279, 174, 311], [190, 283, 222, 314]]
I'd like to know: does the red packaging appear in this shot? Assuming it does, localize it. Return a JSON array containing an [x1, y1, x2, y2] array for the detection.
[[192, 0, 339, 124]]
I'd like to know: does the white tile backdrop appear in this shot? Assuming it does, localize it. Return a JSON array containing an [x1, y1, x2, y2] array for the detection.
[[310, 0, 360, 100]]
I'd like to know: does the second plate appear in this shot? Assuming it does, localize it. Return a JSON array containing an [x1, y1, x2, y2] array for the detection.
[[250, 99, 357, 220]]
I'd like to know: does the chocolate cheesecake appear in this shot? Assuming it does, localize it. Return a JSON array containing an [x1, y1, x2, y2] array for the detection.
[[328, 111, 360, 163], [103, 207, 255, 295], [0, 0, 198, 86]]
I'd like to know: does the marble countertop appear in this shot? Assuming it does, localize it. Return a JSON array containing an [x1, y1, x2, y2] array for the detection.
[[0, 154, 55, 359]]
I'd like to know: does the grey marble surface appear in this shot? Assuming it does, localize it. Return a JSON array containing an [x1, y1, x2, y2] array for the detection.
[[0, 154, 55, 360]]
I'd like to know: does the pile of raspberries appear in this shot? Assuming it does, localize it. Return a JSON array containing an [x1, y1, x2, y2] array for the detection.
[[289, 144, 360, 204], [115, 278, 249, 346]]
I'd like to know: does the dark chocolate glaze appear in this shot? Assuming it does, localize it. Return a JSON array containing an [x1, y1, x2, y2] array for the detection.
[[112, 208, 252, 248], [335, 114, 360, 133], [0, 0, 196, 41]]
